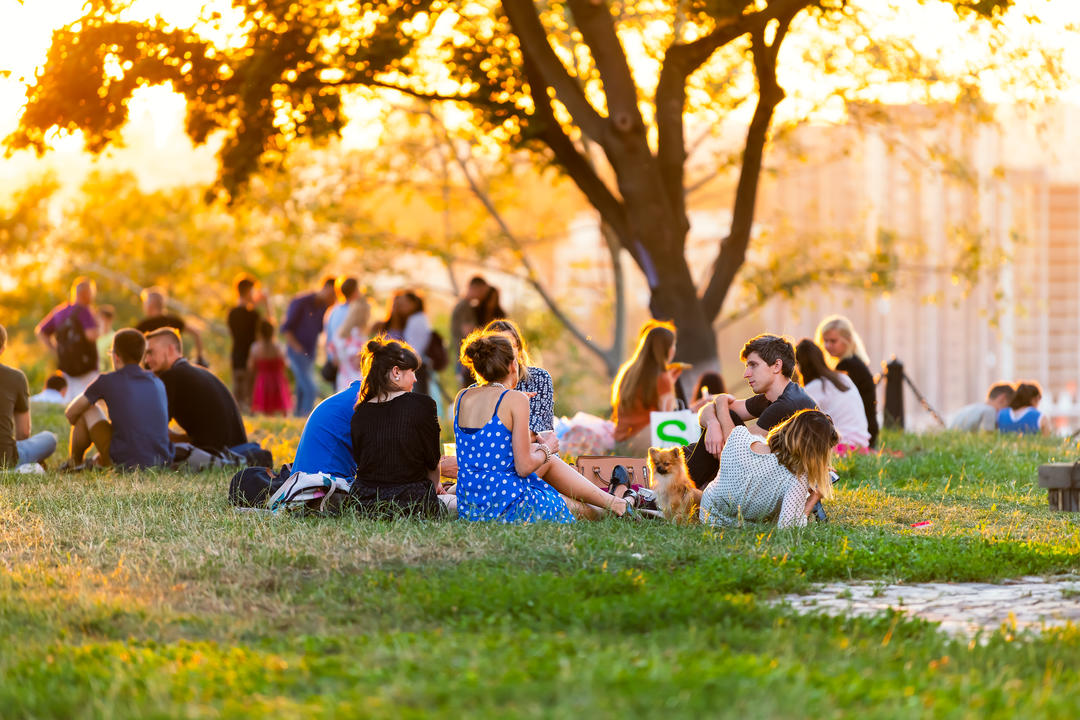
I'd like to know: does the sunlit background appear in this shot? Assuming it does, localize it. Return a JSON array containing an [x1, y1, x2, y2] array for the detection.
[[3, 0, 1080, 426]]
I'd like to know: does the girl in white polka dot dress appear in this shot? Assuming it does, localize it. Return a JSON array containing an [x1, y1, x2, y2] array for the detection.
[[454, 331, 636, 523]]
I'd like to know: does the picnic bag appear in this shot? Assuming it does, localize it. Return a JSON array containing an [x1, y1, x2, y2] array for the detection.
[[425, 330, 449, 372], [228, 463, 292, 507], [56, 311, 98, 376], [574, 455, 652, 491]]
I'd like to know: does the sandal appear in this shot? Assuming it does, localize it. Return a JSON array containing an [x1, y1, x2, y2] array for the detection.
[[609, 465, 631, 495]]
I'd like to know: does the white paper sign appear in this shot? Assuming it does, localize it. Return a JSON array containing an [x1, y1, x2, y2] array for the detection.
[[649, 409, 699, 448]]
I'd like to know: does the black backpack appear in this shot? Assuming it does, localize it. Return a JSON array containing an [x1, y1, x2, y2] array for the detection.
[[425, 330, 449, 372], [228, 463, 291, 508], [56, 311, 98, 376]]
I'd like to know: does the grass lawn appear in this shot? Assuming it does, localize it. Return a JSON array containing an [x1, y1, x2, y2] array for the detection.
[[3, 405, 1080, 718]]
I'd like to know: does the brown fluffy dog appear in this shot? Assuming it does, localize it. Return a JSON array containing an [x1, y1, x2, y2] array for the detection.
[[648, 446, 702, 524]]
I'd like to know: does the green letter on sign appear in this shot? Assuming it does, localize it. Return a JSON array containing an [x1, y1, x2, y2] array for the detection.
[[656, 419, 690, 446]]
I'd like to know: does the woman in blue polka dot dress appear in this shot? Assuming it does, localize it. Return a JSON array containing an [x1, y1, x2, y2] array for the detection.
[[454, 331, 635, 523]]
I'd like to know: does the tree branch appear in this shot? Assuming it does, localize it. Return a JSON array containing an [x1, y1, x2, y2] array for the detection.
[[700, 7, 800, 323], [518, 53, 634, 258], [565, 0, 645, 138], [656, 0, 811, 256], [424, 108, 619, 373], [502, 0, 611, 148]]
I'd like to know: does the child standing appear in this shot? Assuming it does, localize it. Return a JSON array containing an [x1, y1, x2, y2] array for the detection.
[[248, 320, 291, 415]]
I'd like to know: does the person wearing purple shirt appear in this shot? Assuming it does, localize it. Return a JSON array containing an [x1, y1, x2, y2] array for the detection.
[[35, 277, 101, 398], [281, 277, 336, 417]]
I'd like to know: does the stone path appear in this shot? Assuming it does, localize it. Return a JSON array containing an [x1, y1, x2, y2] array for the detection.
[[779, 576, 1080, 637]]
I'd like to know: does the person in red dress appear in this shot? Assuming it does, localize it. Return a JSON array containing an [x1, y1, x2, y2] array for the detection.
[[248, 320, 292, 416]]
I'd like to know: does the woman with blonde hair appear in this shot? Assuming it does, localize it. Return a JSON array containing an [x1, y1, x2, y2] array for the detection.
[[333, 295, 371, 391], [611, 320, 680, 453], [699, 403, 838, 528], [815, 314, 878, 448]]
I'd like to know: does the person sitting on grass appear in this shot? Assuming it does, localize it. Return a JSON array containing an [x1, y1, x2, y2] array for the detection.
[[795, 339, 870, 451], [454, 331, 635, 522], [483, 319, 555, 439], [997, 381, 1051, 436], [699, 404, 838, 528], [347, 337, 454, 517], [63, 328, 172, 470], [949, 383, 1015, 432], [611, 320, 682, 454], [0, 324, 58, 469], [684, 334, 817, 489], [482, 319, 630, 510], [30, 372, 68, 405], [143, 328, 248, 455]]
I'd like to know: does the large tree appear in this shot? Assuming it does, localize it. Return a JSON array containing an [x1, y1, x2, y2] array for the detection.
[[7, 0, 1041, 368]]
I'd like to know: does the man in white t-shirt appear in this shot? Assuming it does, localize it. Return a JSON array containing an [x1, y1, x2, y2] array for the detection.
[[949, 383, 1015, 432]]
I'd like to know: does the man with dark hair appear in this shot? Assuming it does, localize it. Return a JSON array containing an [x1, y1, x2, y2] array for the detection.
[[30, 372, 68, 405], [0, 324, 58, 468], [949, 383, 1016, 432], [136, 287, 206, 365], [450, 275, 491, 388], [64, 328, 172, 469], [323, 275, 361, 386], [144, 328, 248, 453], [281, 277, 337, 417], [227, 274, 265, 411], [683, 333, 817, 490], [36, 276, 100, 398]]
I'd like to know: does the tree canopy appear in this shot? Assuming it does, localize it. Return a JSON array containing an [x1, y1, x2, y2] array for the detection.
[[8, 0, 1063, 367]]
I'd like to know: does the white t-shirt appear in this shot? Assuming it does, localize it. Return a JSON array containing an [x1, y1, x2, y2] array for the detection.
[[948, 402, 997, 432], [803, 377, 870, 448]]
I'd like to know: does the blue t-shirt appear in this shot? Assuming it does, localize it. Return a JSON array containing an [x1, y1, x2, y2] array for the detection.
[[291, 381, 361, 479], [83, 365, 173, 469], [281, 292, 327, 357], [998, 407, 1042, 435]]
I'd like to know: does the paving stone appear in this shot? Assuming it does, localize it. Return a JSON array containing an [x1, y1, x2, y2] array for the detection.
[[777, 577, 1080, 637]]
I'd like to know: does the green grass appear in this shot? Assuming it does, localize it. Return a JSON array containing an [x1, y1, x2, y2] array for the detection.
[[4, 407, 1080, 718]]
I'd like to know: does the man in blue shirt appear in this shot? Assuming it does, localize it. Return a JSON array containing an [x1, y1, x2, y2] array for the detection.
[[64, 328, 173, 470], [281, 277, 336, 417]]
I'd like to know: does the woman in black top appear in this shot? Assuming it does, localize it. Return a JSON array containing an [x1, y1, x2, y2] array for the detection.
[[816, 315, 879, 448], [348, 336, 452, 517]]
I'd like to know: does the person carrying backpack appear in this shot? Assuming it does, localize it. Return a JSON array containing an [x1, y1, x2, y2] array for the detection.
[[35, 277, 101, 398]]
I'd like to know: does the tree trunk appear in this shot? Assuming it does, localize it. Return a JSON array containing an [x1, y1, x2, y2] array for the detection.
[[613, 180, 718, 370]]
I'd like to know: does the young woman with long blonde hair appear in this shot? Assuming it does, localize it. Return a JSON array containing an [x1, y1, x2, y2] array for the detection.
[[699, 404, 839, 528], [815, 314, 878, 448]]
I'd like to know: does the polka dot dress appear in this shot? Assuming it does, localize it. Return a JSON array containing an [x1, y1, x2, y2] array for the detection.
[[699, 425, 809, 528], [454, 389, 575, 523]]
